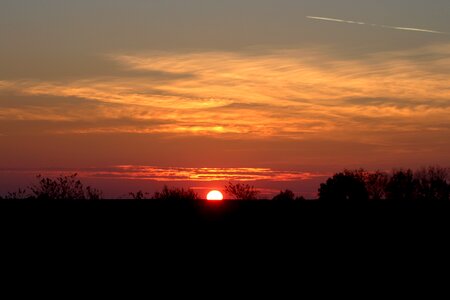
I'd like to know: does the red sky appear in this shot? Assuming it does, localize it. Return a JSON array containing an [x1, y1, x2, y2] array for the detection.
[[1, 1, 449, 198]]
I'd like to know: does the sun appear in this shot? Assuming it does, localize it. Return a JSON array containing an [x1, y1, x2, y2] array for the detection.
[[207, 190, 224, 201]]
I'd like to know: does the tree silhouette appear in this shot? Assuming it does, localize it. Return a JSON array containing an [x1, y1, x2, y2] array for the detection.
[[414, 166, 449, 201], [225, 182, 259, 200], [153, 186, 199, 201], [129, 190, 150, 200], [1, 189, 30, 200], [318, 167, 449, 202], [385, 169, 416, 201], [29, 174, 102, 200], [272, 190, 295, 202], [318, 170, 369, 202], [366, 171, 389, 200], [1, 166, 448, 201]]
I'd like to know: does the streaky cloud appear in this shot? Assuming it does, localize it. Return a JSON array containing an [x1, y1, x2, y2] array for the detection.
[[380, 25, 446, 34], [306, 16, 366, 25], [2, 44, 450, 140], [306, 16, 447, 35], [0, 166, 326, 182]]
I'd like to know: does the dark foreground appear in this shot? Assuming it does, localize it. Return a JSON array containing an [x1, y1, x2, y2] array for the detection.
[[2, 199, 450, 228], [2, 199, 450, 267]]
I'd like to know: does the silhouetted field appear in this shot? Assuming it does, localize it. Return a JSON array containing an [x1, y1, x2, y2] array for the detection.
[[2, 198, 450, 227], [2, 198, 449, 259]]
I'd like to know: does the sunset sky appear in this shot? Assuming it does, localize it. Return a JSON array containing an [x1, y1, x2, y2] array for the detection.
[[1, 0, 449, 198]]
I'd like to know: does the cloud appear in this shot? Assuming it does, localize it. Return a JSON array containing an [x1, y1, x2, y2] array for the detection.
[[0, 165, 325, 182], [101, 165, 324, 182], [1, 44, 449, 147], [0, 118, 172, 135], [346, 97, 450, 110], [306, 16, 448, 35]]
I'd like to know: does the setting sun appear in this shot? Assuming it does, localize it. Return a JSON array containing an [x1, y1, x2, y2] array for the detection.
[[207, 190, 224, 201]]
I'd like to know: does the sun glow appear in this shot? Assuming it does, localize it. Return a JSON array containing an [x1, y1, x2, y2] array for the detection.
[[207, 190, 224, 201]]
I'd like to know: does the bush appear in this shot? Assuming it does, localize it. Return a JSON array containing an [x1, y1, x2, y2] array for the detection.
[[153, 186, 199, 201], [272, 190, 295, 201]]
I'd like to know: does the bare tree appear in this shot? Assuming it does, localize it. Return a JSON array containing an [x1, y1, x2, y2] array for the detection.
[[414, 166, 449, 201], [225, 182, 260, 200]]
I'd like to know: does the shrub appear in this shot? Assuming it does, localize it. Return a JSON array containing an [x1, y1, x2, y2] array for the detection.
[[153, 186, 199, 201], [272, 190, 295, 201]]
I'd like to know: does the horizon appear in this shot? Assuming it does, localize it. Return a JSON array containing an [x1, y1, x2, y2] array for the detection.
[[1, 0, 449, 198]]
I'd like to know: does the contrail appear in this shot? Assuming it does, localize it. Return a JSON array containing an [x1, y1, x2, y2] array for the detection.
[[306, 16, 447, 35]]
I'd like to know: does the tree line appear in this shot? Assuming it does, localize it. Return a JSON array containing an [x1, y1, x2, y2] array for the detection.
[[318, 166, 449, 202], [1, 166, 448, 201]]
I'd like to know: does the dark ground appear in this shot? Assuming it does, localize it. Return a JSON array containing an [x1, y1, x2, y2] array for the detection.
[[2, 199, 449, 278], [2, 199, 449, 229]]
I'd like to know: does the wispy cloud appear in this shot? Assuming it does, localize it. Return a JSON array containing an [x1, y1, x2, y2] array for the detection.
[[1, 44, 450, 152], [108, 166, 324, 182], [0, 166, 326, 182], [306, 16, 448, 35]]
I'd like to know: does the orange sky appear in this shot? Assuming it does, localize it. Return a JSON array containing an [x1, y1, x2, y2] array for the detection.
[[1, 1, 449, 198]]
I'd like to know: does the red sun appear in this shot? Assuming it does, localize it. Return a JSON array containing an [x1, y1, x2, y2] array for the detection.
[[207, 190, 224, 201]]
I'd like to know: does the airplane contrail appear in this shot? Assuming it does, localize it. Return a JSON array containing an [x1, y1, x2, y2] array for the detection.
[[306, 16, 447, 35]]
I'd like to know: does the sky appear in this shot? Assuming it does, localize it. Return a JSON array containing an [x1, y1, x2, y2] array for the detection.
[[1, 0, 449, 198]]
